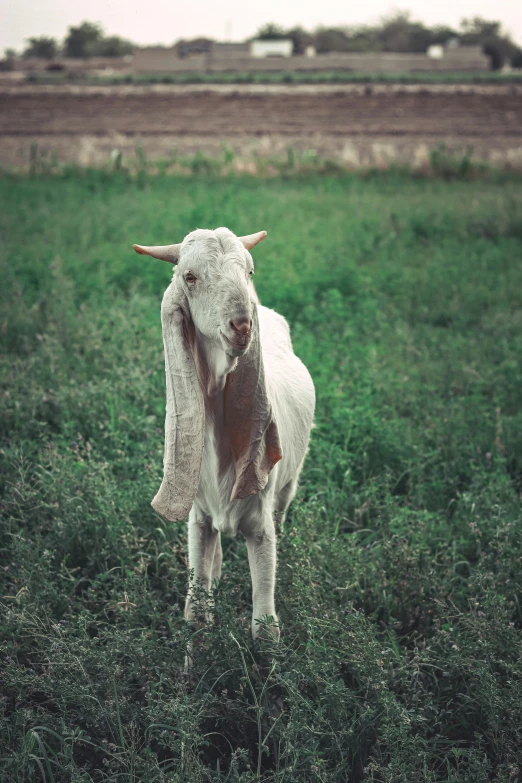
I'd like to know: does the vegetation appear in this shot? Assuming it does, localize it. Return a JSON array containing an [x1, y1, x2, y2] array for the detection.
[[5, 22, 136, 62], [63, 22, 135, 59], [24, 68, 522, 87], [255, 14, 522, 69], [459, 18, 520, 70], [23, 37, 59, 60], [6, 12, 522, 68], [63, 22, 106, 58], [1, 170, 522, 782]]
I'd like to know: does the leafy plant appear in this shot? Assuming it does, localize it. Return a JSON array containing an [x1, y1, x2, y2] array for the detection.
[[1, 172, 521, 781]]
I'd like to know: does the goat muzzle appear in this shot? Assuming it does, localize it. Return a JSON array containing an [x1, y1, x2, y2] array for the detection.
[[230, 316, 252, 336]]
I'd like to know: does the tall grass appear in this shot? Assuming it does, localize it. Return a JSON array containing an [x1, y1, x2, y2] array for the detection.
[[1, 172, 522, 781]]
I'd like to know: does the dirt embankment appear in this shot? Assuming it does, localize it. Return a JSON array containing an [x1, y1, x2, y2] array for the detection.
[[1, 83, 521, 169]]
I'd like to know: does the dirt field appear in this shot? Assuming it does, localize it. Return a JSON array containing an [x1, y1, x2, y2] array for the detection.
[[1, 83, 521, 169]]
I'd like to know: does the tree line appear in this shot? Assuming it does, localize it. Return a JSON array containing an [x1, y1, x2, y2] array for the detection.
[[21, 22, 134, 60], [11, 14, 522, 70], [256, 14, 522, 69]]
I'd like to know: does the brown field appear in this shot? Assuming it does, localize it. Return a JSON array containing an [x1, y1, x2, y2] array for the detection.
[[1, 83, 521, 169]]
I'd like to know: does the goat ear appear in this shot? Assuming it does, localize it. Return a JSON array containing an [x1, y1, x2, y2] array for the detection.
[[133, 243, 181, 264], [152, 277, 204, 521], [238, 231, 267, 251], [225, 305, 283, 500]]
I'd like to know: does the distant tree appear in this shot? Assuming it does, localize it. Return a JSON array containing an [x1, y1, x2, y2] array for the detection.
[[377, 11, 415, 52], [405, 23, 439, 53], [64, 22, 103, 58], [0, 49, 17, 71], [249, 15, 517, 64], [430, 25, 459, 45], [512, 48, 522, 69], [342, 26, 382, 52], [63, 22, 135, 59], [286, 26, 314, 55], [314, 28, 351, 54], [94, 36, 135, 57], [482, 42, 504, 70], [460, 17, 501, 38], [459, 17, 517, 69], [374, 11, 453, 53], [314, 13, 458, 55], [23, 36, 58, 59], [254, 23, 288, 40]]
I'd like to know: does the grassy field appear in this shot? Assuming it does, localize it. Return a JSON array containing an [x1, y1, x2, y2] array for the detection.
[[23, 69, 522, 86], [1, 170, 522, 782]]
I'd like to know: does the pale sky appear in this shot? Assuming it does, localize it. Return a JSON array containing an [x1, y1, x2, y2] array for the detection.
[[2, 0, 522, 53]]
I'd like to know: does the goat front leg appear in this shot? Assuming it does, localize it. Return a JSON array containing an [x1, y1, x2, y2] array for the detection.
[[185, 507, 218, 626], [245, 518, 279, 641], [212, 532, 222, 586]]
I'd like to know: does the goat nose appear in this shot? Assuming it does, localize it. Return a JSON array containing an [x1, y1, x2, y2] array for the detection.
[[230, 316, 252, 336]]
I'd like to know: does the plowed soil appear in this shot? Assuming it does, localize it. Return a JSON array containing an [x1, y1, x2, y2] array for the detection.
[[1, 83, 521, 168]]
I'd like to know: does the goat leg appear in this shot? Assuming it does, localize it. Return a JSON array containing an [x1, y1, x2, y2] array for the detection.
[[245, 521, 280, 642]]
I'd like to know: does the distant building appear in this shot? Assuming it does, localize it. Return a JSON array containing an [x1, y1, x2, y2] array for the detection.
[[176, 39, 212, 58], [250, 40, 293, 58], [213, 42, 249, 56], [133, 41, 489, 74], [427, 45, 444, 59], [212, 42, 250, 61]]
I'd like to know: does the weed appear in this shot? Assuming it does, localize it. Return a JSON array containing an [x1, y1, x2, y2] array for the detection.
[[1, 173, 522, 781]]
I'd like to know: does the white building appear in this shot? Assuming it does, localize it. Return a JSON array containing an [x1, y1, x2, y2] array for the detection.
[[250, 39, 293, 58], [427, 45, 444, 60]]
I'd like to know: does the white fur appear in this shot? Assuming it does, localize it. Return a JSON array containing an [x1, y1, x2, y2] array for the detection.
[[150, 228, 315, 640]]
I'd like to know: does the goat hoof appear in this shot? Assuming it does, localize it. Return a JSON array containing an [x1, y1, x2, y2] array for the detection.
[[252, 615, 280, 642]]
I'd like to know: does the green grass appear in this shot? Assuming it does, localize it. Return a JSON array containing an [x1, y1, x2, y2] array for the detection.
[[1, 171, 522, 781], [25, 69, 522, 86]]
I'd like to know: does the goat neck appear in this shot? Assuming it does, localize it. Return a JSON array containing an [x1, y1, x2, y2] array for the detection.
[[192, 330, 239, 399]]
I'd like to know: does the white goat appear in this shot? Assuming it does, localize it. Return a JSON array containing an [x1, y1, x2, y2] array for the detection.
[[133, 227, 315, 640]]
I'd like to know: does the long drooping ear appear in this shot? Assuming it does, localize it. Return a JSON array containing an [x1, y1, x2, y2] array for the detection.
[[133, 243, 181, 264], [152, 277, 205, 521], [225, 305, 283, 500], [238, 231, 267, 251]]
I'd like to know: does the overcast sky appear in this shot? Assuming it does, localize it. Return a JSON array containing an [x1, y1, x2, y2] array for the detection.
[[2, 0, 522, 53]]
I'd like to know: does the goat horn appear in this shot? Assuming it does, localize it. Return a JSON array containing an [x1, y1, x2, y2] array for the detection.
[[238, 231, 267, 251], [133, 243, 181, 264]]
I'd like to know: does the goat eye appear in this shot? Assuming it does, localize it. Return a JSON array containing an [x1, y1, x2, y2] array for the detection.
[[249, 270, 254, 277], [185, 273, 196, 284]]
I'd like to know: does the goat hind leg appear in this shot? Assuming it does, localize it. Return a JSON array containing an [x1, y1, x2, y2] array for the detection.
[[274, 477, 298, 530]]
